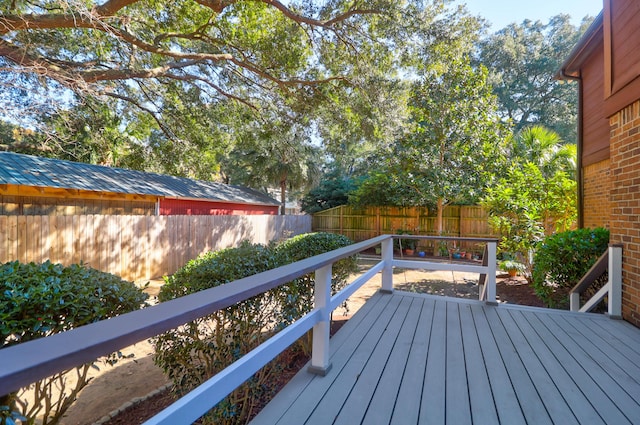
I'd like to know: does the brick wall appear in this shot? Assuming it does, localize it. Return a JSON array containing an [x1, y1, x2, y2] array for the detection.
[[582, 159, 611, 229], [609, 100, 640, 326]]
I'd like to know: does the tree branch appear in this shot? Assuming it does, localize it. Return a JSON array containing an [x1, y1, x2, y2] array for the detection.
[[163, 72, 259, 110], [253, 0, 378, 28], [101, 90, 178, 141]]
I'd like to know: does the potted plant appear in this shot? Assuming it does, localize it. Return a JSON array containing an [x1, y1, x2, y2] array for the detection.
[[394, 230, 416, 255], [499, 259, 526, 277], [438, 241, 449, 257], [402, 238, 416, 255]]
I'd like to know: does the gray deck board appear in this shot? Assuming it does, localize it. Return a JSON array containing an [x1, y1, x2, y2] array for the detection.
[[495, 308, 579, 424], [419, 299, 447, 425], [526, 311, 632, 424], [535, 311, 640, 424], [250, 291, 640, 425], [508, 309, 605, 425], [483, 306, 553, 425], [389, 297, 435, 425], [359, 297, 424, 425], [458, 304, 500, 424], [470, 303, 527, 425]]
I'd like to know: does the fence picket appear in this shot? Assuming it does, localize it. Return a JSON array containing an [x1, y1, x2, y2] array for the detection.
[[0, 215, 311, 282], [313, 205, 497, 243]]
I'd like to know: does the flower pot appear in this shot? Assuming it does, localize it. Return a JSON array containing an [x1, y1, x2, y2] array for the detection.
[[418, 251, 426, 257], [404, 249, 415, 256]]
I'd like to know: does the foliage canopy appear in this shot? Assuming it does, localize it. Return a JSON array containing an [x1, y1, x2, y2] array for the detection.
[[154, 233, 356, 424], [476, 14, 592, 143], [0, 261, 148, 425], [532, 228, 609, 308]]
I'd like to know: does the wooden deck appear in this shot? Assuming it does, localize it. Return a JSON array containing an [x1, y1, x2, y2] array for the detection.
[[251, 291, 640, 425]]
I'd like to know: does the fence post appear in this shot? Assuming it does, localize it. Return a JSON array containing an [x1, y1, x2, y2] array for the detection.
[[486, 241, 497, 304], [381, 237, 394, 293], [309, 264, 332, 376], [608, 243, 623, 319]]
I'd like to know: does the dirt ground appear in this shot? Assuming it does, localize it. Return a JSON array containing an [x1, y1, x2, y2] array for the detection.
[[48, 264, 540, 425]]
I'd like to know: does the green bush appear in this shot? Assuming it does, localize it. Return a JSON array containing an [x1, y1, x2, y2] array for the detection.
[[273, 232, 357, 327], [532, 228, 609, 308], [154, 233, 356, 424], [0, 261, 148, 425], [155, 241, 283, 424]]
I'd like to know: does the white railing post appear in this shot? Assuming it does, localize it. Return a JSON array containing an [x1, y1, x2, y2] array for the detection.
[[570, 292, 581, 312], [309, 264, 332, 376], [486, 241, 497, 304], [608, 244, 623, 319], [381, 237, 394, 293]]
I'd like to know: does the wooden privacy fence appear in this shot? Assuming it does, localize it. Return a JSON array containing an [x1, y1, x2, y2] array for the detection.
[[312, 205, 497, 246], [0, 214, 311, 282]]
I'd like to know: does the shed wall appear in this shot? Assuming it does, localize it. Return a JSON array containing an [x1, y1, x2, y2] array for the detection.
[[159, 199, 279, 216], [0, 195, 155, 216]]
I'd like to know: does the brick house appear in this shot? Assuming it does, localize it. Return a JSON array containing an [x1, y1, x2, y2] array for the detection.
[[0, 152, 280, 216], [558, 0, 640, 326]]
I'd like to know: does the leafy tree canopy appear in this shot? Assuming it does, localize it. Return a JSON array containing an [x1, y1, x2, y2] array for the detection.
[[300, 168, 356, 214], [0, 1, 440, 143], [479, 125, 577, 281], [476, 14, 593, 143], [0, 0, 471, 189], [350, 36, 507, 237]]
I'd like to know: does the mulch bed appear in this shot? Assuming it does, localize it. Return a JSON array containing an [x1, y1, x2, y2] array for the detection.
[[103, 278, 540, 424]]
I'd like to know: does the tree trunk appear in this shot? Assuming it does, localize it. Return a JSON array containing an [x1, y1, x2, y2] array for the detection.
[[433, 197, 445, 256], [280, 178, 287, 215]]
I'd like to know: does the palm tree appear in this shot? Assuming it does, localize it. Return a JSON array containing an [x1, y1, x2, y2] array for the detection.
[[227, 123, 321, 215], [510, 125, 576, 178]]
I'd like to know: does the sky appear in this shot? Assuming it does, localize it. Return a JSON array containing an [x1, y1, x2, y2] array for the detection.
[[454, 0, 603, 30]]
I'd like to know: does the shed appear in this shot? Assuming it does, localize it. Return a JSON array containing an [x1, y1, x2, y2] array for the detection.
[[0, 152, 280, 216], [558, 0, 640, 326]]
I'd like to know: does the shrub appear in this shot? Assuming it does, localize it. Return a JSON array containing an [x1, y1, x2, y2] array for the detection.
[[154, 233, 356, 424], [0, 261, 148, 425], [154, 241, 283, 424], [273, 232, 358, 327], [532, 228, 609, 308]]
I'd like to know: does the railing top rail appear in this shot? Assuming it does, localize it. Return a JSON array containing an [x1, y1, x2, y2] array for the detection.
[[0, 235, 390, 396], [570, 243, 623, 296], [391, 235, 499, 243], [570, 249, 609, 295]]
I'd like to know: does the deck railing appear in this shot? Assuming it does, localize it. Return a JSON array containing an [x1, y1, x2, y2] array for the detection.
[[0, 235, 497, 424], [569, 243, 623, 318]]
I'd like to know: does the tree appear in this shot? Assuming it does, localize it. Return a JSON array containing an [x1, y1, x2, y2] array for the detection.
[[1, 0, 468, 190], [0, 1, 434, 141], [509, 125, 576, 178], [390, 51, 505, 239], [482, 162, 577, 282], [222, 118, 321, 214], [300, 168, 356, 214], [346, 9, 507, 246], [476, 15, 593, 143]]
